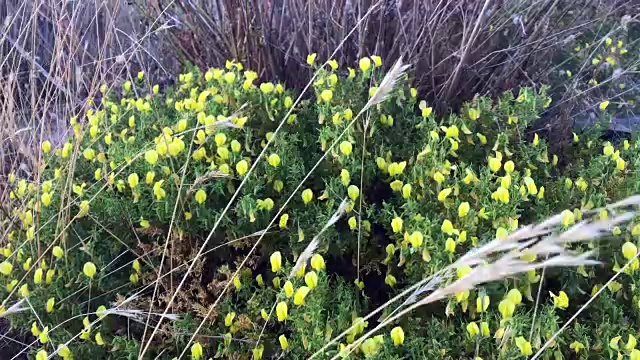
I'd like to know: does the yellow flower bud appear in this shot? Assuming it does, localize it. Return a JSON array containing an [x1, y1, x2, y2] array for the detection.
[[276, 301, 288, 321], [268, 153, 281, 167], [301, 189, 313, 204], [45, 297, 55, 313], [476, 295, 490, 312], [34, 268, 43, 284], [390, 326, 405, 346], [191, 342, 203, 359], [83, 262, 97, 279], [225, 312, 236, 327], [347, 185, 360, 201], [195, 189, 207, 205], [498, 299, 515, 319], [283, 280, 294, 297], [623, 242, 638, 260], [236, 160, 249, 176], [339, 141, 353, 156], [41, 141, 52, 153], [458, 202, 470, 217], [306, 53, 317, 66], [391, 217, 403, 233], [270, 252, 282, 273], [402, 184, 412, 199]]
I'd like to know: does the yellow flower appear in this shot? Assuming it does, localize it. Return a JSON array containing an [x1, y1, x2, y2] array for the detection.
[[631, 349, 640, 360], [515, 336, 533, 355], [294, 286, 311, 305], [279, 334, 289, 350], [623, 242, 638, 260], [339, 141, 353, 156], [445, 238, 456, 253], [83, 148, 95, 161], [320, 89, 333, 102], [95, 332, 105, 345], [468, 108, 480, 121], [34, 268, 43, 284], [476, 295, 490, 312], [283, 280, 294, 297], [498, 299, 515, 319], [19, 284, 30, 297], [507, 288, 522, 305], [627, 335, 638, 351], [458, 202, 470, 217], [421, 107, 433, 118], [236, 160, 249, 176], [385, 273, 397, 287], [270, 251, 282, 273], [617, 158, 626, 170], [327, 59, 338, 70], [306, 53, 317, 66], [347, 185, 360, 201], [83, 262, 97, 279], [224, 312, 236, 327], [276, 301, 288, 321], [359, 57, 371, 72], [561, 209, 575, 226], [301, 189, 313, 204], [409, 231, 423, 248], [387, 161, 407, 176], [307, 255, 325, 272], [391, 326, 405, 346], [195, 189, 207, 205], [145, 150, 159, 165], [46, 297, 56, 313], [570, 341, 585, 353], [0, 261, 13, 276], [191, 341, 203, 359], [127, 173, 139, 189], [600, 101, 610, 110], [504, 160, 515, 173], [41, 141, 52, 153], [305, 271, 318, 289], [259, 82, 274, 94], [438, 188, 452, 202], [279, 214, 289, 229], [441, 219, 455, 235], [57, 344, 71, 359], [391, 217, 403, 233], [36, 350, 47, 360], [389, 180, 403, 191], [488, 157, 501, 172], [480, 322, 490, 337], [52, 246, 64, 259], [467, 322, 480, 337], [402, 184, 412, 199], [433, 171, 445, 184], [76, 200, 90, 218], [551, 290, 569, 309]]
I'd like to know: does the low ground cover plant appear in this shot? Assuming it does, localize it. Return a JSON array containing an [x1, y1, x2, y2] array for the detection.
[[3, 52, 640, 360]]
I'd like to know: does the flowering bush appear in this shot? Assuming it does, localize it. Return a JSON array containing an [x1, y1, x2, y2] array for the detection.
[[3, 55, 640, 360]]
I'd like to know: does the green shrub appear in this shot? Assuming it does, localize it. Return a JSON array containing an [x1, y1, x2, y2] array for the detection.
[[3, 56, 640, 360]]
